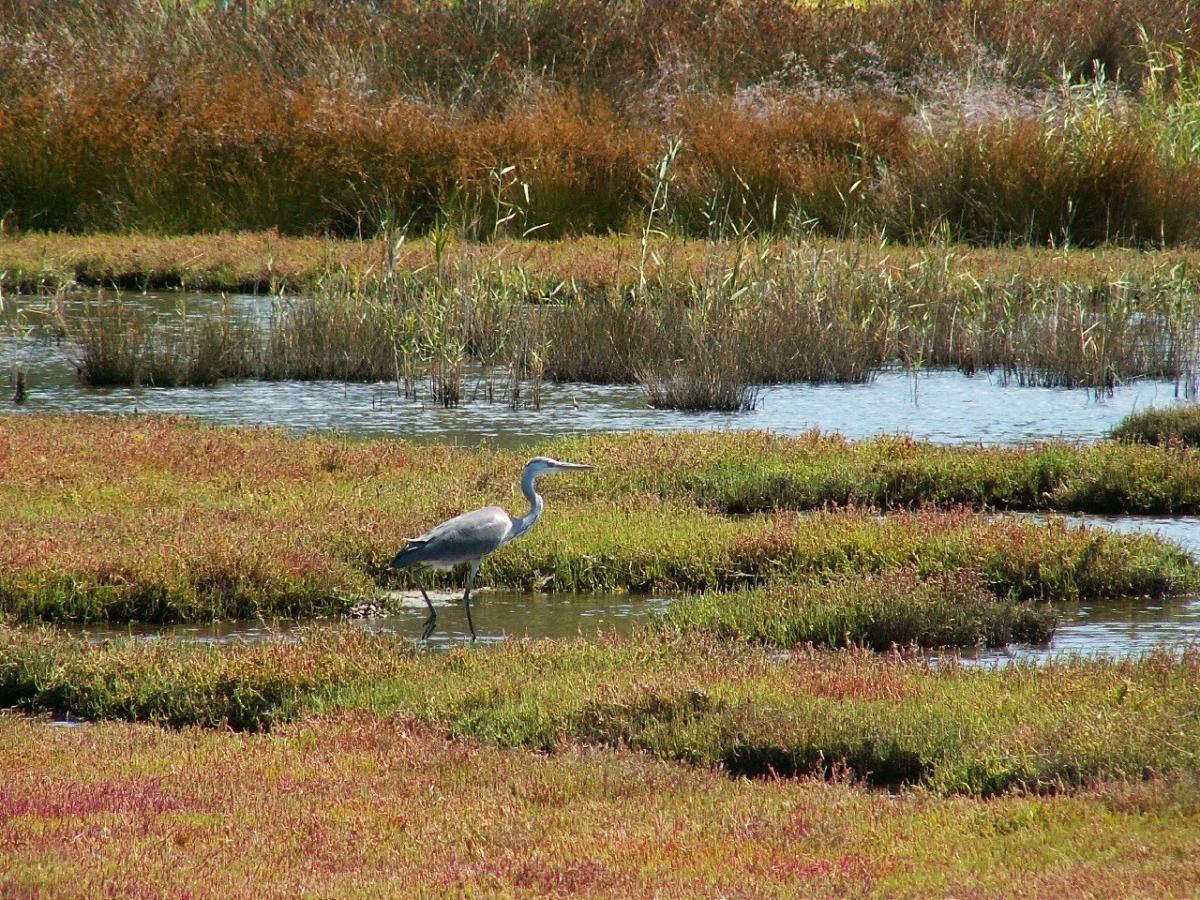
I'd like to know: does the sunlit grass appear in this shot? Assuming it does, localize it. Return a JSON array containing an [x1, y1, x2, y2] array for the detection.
[[26, 236, 1200, 394], [3, 712, 1199, 896], [1113, 404, 1200, 447], [5, 625, 1200, 798], [3, 2, 1200, 242], [657, 572, 1057, 650], [6, 232, 1200, 296], [0, 417, 1194, 623]]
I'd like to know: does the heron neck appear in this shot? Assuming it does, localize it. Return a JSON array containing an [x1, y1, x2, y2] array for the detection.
[[510, 468, 544, 540]]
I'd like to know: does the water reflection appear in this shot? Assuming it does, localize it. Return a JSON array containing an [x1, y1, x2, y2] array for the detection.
[[11, 293, 1200, 661], [959, 597, 1200, 668], [3, 292, 1192, 447], [68, 590, 674, 651], [1069, 515, 1200, 557], [63, 583, 1200, 666]]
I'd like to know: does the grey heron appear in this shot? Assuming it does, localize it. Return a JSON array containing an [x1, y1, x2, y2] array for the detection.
[[390, 456, 592, 641]]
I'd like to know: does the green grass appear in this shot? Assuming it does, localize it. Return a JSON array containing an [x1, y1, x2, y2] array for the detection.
[[557, 430, 1200, 515], [5, 625, 1200, 798], [657, 573, 1057, 651], [1113, 404, 1200, 447], [25, 236, 1200, 394], [0, 417, 1195, 625]]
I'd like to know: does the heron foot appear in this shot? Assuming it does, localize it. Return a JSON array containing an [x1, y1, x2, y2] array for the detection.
[[420, 612, 437, 642], [417, 581, 437, 642]]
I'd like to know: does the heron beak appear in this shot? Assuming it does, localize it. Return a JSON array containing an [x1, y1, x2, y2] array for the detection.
[[552, 461, 593, 471]]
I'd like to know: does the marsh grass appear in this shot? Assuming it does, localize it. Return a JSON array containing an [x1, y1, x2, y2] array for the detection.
[[3, 3, 1200, 242], [633, 298, 762, 412], [557, 430, 1200, 515], [658, 572, 1058, 650], [5, 625, 1200, 800], [6, 714, 1200, 897], [58, 296, 256, 388], [1112, 404, 1200, 446], [258, 295, 396, 383], [54, 241, 1200, 400], [638, 357, 760, 413], [8, 232, 1199, 296], [1, 417, 1195, 624]]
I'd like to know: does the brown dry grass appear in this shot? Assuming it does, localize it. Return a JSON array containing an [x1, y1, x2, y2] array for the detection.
[[3, 2, 1200, 242]]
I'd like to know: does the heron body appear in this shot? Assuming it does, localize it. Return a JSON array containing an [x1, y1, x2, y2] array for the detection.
[[391, 506, 517, 571], [390, 456, 591, 641]]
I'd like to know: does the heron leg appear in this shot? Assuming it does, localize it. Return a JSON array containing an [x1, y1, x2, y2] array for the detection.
[[462, 559, 482, 642], [415, 571, 436, 642]]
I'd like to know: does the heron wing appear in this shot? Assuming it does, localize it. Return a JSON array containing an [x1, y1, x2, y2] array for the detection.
[[391, 506, 514, 569]]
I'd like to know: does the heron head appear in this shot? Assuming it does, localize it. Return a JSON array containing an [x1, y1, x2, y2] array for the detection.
[[524, 456, 593, 477]]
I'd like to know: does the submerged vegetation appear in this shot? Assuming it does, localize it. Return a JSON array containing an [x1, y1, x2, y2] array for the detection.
[[0, 417, 1196, 625]]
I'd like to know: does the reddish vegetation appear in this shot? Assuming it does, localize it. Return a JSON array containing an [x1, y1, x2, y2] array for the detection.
[[2, 1, 1199, 241], [0, 416, 1193, 622], [2, 712, 1200, 896]]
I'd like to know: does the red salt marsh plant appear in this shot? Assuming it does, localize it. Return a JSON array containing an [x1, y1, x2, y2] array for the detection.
[[0, 416, 1195, 623], [5, 626, 1200, 798], [4, 711, 1200, 897]]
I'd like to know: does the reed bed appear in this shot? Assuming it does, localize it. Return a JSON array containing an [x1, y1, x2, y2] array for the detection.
[[4, 715, 1199, 896], [0, 416, 1195, 624], [47, 242, 1200, 400], [58, 296, 256, 388], [3, 2, 1200, 243]]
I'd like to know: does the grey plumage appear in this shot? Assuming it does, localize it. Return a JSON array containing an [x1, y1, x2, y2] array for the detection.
[[389, 456, 592, 641]]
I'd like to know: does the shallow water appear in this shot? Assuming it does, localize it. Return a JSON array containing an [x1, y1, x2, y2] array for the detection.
[[962, 597, 1200, 667], [1061, 514, 1200, 557], [65, 588, 1200, 665], [69, 590, 674, 651], [10, 293, 1200, 662], [2, 292, 1192, 447]]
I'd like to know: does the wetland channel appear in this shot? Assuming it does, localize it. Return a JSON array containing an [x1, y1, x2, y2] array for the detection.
[[6, 293, 1200, 662]]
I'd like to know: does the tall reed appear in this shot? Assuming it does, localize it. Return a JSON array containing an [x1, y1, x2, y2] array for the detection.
[[51, 244, 1200, 400], [57, 296, 255, 388], [4, 2, 1200, 243]]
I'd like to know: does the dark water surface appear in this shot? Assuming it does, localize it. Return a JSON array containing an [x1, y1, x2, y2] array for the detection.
[[68, 590, 673, 651], [65, 587, 1200, 667]]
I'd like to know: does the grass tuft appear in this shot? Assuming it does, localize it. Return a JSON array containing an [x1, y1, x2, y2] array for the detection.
[[1112, 405, 1200, 447], [658, 572, 1058, 650]]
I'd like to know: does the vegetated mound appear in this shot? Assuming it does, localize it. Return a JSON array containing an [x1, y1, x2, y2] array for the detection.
[[5, 625, 1200, 799], [2, 416, 1198, 624], [1112, 405, 1200, 447]]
